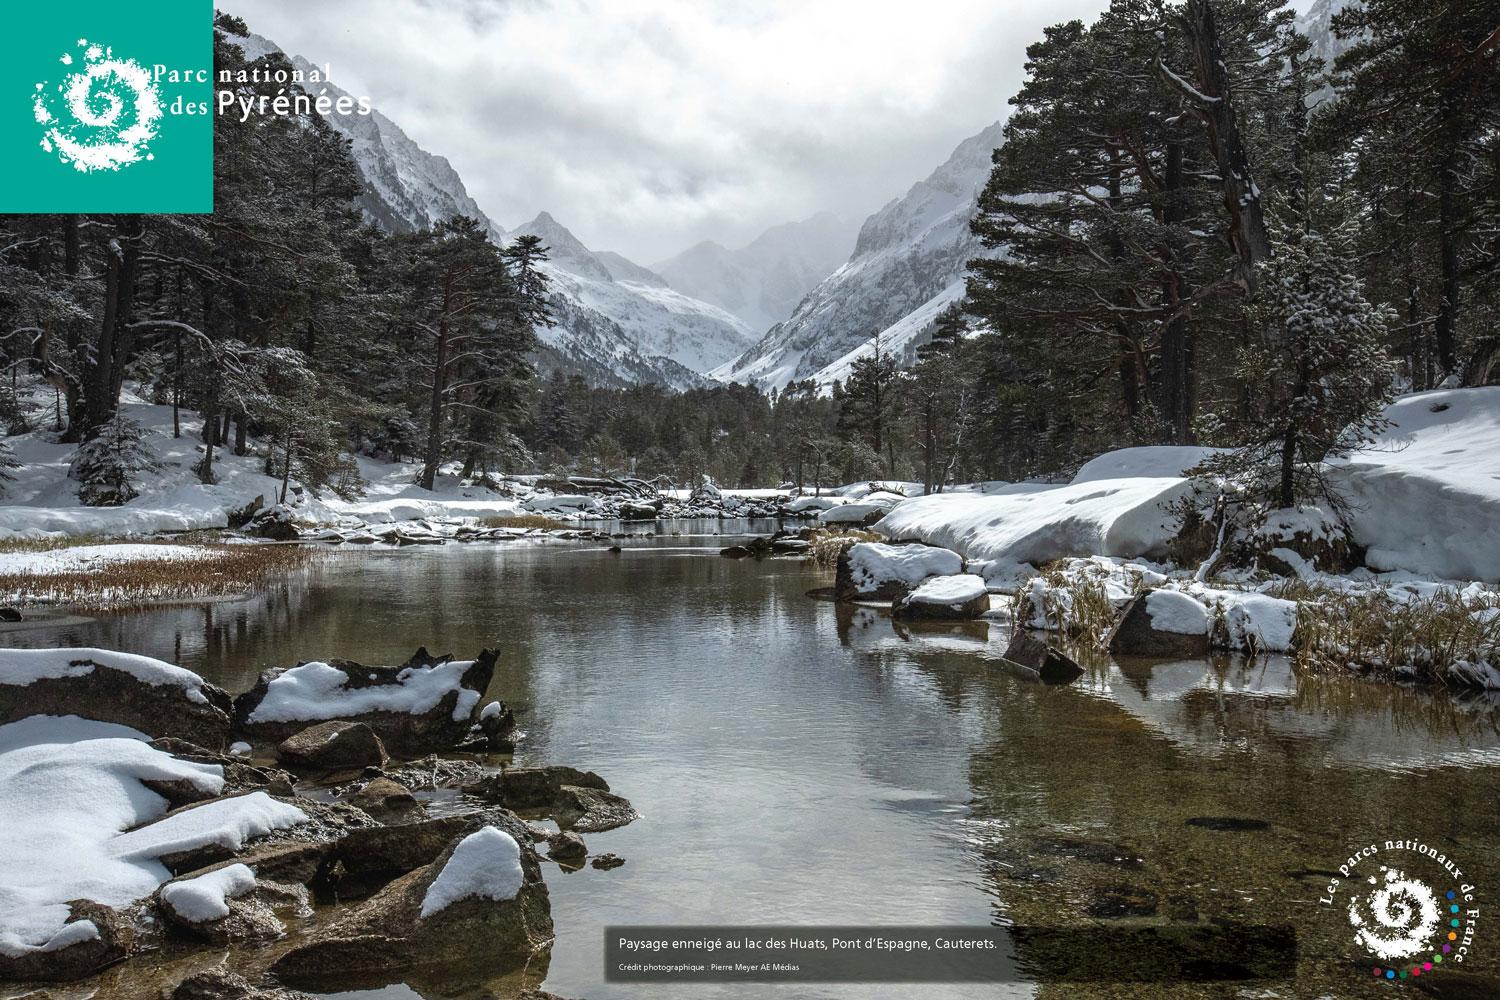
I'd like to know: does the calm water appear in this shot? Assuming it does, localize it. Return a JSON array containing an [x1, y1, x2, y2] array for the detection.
[[5, 529, 1500, 999]]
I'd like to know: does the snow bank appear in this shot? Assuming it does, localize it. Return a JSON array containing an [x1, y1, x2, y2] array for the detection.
[[419, 827, 523, 918], [0, 505, 231, 541], [0, 648, 212, 705], [0, 715, 226, 955], [1072, 446, 1219, 484], [159, 864, 256, 923], [246, 660, 483, 724], [819, 491, 905, 525], [1144, 590, 1209, 636], [331, 498, 524, 524], [520, 494, 596, 513], [785, 495, 845, 514], [1214, 592, 1298, 652], [877, 477, 1193, 565], [1333, 388, 1500, 582], [904, 574, 987, 606], [0, 543, 216, 577], [845, 542, 963, 592]]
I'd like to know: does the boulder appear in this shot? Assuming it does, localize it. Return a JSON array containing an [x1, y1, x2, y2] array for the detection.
[[464, 767, 636, 832], [1106, 590, 1210, 658], [347, 776, 421, 821], [1003, 630, 1085, 685], [322, 808, 532, 900], [465, 766, 610, 810], [591, 853, 626, 871], [155, 862, 292, 944], [477, 701, 516, 750], [719, 545, 751, 559], [0, 649, 233, 750], [276, 721, 389, 772], [232, 647, 497, 757], [547, 831, 587, 863], [271, 827, 553, 986], [834, 542, 963, 602], [556, 785, 639, 833], [891, 574, 990, 620], [0, 607, 22, 623], [0, 899, 131, 982]]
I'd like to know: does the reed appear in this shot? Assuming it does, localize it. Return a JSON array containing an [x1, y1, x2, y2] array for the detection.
[[0, 542, 323, 611]]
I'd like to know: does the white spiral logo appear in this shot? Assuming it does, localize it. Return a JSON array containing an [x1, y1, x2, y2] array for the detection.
[[32, 39, 162, 173], [1348, 866, 1441, 962]]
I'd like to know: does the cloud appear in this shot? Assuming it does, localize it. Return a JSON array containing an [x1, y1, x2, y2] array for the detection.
[[225, 0, 1123, 261]]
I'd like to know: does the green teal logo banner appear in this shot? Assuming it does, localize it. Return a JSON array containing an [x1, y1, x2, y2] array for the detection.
[[2, 0, 212, 213]]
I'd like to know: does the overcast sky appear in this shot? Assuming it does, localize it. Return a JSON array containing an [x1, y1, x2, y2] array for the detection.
[[226, 0, 1317, 264]]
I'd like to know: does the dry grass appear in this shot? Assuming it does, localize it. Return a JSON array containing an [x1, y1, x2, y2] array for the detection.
[[0, 534, 119, 554], [1273, 582, 1500, 685], [477, 513, 569, 531], [1013, 564, 1123, 645], [0, 542, 325, 611], [807, 527, 883, 568]]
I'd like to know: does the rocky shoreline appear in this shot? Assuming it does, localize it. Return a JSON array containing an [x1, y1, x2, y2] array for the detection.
[[0, 646, 635, 998]]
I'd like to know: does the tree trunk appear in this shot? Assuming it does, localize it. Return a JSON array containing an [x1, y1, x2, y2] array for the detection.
[[81, 217, 142, 437], [421, 276, 456, 491], [1435, 156, 1461, 377], [1170, 0, 1272, 292], [1158, 141, 1195, 444]]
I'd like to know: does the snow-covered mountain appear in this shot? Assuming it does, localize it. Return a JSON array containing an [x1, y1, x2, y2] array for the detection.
[[227, 30, 752, 388], [509, 213, 757, 379], [653, 213, 857, 335], [1297, 0, 1356, 69], [711, 122, 1005, 391]]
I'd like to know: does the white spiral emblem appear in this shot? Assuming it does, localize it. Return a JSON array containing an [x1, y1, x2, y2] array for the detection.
[[32, 39, 162, 173], [1348, 866, 1441, 962]]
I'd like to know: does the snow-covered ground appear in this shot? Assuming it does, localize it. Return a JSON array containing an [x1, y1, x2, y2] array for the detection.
[[0, 391, 528, 542], [0, 714, 304, 956]]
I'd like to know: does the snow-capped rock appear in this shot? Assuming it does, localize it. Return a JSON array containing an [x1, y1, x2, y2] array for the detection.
[[711, 122, 1005, 390]]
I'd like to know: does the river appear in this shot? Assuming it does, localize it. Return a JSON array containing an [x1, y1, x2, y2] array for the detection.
[[4, 526, 1498, 999]]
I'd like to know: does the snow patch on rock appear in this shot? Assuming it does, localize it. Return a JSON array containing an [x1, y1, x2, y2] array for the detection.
[[247, 660, 484, 724], [1, 648, 212, 705], [159, 864, 256, 924], [419, 827, 524, 918]]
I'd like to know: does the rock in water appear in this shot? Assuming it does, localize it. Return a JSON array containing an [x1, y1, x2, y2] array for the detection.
[[155, 862, 292, 944], [1105, 590, 1210, 658], [834, 542, 963, 601], [276, 721, 389, 772], [1003, 631, 1085, 685], [547, 831, 587, 863], [347, 776, 421, 821], [0, 900, 132, 982], [271, 826, 553, 985], [891, 574, 990, 620], [0, 648, 233, 750], [232, 648, 497, 757]]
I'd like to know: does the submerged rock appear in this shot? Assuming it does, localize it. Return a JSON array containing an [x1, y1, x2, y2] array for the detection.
[[0, 648, 233, 750], [232, 647, 497, 757], [591, 853, 626, 871], [276, 721, 389, 772], [170, 968, 315, 1000], [1106, 590, 1210, 658], [1002, 631, 1085, 685], [271, 826, 553, 986]]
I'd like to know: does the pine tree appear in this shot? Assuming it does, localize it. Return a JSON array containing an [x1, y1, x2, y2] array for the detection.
[[836, 335, 906, 479], [72, 416, 154, 506], [0, 439, 18, 496], [1197, 206, 1396, 511]]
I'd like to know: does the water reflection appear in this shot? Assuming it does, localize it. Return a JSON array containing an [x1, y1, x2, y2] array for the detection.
[[3, 534, 1498, 998]]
